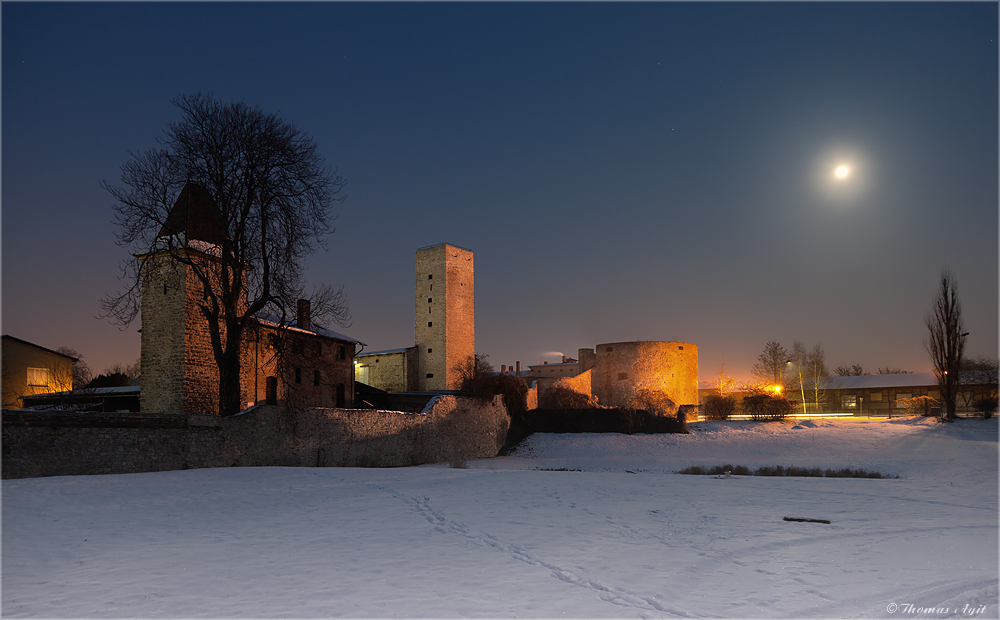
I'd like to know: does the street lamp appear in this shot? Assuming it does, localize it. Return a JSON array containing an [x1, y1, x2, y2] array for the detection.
[[787, 359, 807, 415]]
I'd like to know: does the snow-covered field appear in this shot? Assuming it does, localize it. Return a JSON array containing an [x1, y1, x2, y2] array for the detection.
[[3, 416, 997, 618]]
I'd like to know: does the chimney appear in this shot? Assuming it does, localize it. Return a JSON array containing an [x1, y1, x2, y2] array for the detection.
[[562, 355, 568, 363], [297, 299, 311, 331], [501, 365, 507, 374], [516, 361, 521, 376]]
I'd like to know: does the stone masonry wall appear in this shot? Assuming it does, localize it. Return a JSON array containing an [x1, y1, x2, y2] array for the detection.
[[139, 255, 188, 414], [591, 341, 698, 408], [533, 370, 593, 408], [2, 395, 508, 479]]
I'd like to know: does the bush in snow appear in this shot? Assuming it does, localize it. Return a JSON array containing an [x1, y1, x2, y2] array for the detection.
[[974, 397, 996, 419], [703, 393, 737, 420], [741, 391, 793, 421]]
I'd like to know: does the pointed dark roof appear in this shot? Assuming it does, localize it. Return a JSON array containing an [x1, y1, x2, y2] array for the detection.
[[157, 183, 226, 246]]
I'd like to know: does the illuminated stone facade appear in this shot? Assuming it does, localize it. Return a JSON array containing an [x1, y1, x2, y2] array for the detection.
[[580, 341, 699, 408], [354, 243, 475, 394], [415, 243, 474, 391]]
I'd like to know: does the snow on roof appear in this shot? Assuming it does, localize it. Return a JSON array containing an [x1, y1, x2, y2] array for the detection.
[[826, 373, 938, 390], [357, 348, 411, 357], [253, 313, 362, 345]]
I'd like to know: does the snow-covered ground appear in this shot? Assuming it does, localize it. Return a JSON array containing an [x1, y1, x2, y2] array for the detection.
[[3, 416, 996, 618]]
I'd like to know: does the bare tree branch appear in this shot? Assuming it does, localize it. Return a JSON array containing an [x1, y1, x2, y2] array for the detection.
[[101, 93, 347, 415]]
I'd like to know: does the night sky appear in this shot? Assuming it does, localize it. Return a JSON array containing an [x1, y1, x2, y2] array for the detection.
[[3, 2, 997, 384]]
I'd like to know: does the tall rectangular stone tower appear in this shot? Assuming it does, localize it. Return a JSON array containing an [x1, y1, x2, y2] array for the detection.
[[414, 243, 474, 391]]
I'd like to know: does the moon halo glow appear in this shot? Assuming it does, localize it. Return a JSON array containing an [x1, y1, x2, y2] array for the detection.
[[835, 165, 850, 179]]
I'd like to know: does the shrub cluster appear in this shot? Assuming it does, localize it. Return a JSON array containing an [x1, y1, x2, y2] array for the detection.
[[625, 389, 678, 418], [974, 397, 997, 419], [678, 463, 897, 479], [501, 407, 689, 455], [703, 393, 737, 420], [539, 385, 597, 409], [741, 392, 793, 421], [455, 354, 529, 415]]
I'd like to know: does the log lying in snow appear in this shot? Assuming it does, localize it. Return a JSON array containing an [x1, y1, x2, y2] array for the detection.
[[783, 517, 831, 524]]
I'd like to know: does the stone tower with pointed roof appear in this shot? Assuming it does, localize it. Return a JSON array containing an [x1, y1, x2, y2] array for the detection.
[[139, 183, 235, 414]]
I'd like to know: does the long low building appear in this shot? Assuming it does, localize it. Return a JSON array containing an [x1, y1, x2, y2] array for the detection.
[[699, 372, 997, 417]]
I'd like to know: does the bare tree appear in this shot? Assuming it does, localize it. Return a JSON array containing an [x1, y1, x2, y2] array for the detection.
[[101, 94, 347, 415], [876, 367, 911, 375], [805, 344, 829, 413], [834, 364, 867, 377], [925, 271, 966, 420], [966, 357, 999, 400], [102, 358, 141, 384], [963, 356, 998, 417], [710, 361, 735, 396], [57, 347, 92, 390], [789, 343, 830, 414], [789, 342, 809, 414], [454, 353, 495, 399], [751, 341, 790, 391]]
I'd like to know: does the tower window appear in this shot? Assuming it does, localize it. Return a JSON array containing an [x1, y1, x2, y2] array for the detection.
[[427, 348, 432, 353], [428, 274, 433, 279], [678, 346, 684, 350], [338, 345, 346, 360], [426, 373, 434, 379], [428, 298, 432, 303], [618, 372, 628, 380], [313, 370, 320, 386], [295, 368, 302, 384], [428, 322, 433, 327]]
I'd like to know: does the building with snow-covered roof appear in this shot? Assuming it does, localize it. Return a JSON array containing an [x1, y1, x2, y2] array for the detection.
[[826, 373, 995, 416]]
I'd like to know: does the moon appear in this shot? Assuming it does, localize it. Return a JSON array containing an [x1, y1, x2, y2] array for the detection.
[[835, 165, 850, 179]]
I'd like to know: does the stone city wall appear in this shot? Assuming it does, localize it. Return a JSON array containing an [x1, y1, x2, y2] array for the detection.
[[2, 395, 508, 479]]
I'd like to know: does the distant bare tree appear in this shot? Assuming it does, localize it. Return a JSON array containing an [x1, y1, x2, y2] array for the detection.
[[805, 344, 830, 413], [963, 357, 998, 418], [751, 341, 790, 391], [925, 271, 966, 420], [876, 367, 911, 375], [790, 342, 809, 414], [454, 353, 496, 400], [102, 358, 141, 384], [834, 364, 867, 377], [789, 343, 830, 414], [965, 357, 999, 399], [101, 93, 347, 415], [710, 362, 735, 396], [57, 347, 92, 390]]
